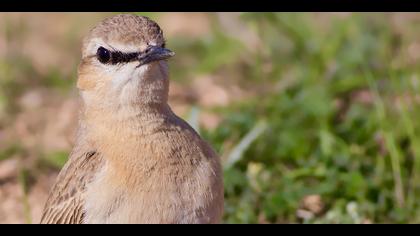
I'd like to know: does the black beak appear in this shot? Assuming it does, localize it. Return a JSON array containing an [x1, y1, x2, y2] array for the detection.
[[137, 45, 175, 67]]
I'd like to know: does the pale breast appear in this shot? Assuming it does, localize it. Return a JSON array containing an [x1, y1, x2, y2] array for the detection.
[[83, 140, 223, 224], [83, 111, 224, 224]]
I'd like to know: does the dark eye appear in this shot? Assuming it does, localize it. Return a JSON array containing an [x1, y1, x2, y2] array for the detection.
[[97, 47, 111, 63], [162, 43, 166, 48]]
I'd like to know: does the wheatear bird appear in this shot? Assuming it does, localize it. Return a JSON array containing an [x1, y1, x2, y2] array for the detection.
[[40, 14, 224, 224]]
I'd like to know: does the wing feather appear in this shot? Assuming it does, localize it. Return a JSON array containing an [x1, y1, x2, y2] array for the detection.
[[40, 124, 104, 225], [40, 150, 103, 224]]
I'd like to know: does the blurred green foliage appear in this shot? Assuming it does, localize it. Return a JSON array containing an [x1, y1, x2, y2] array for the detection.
[[1, 13, 419, 223], [179, 13, 419, 223]]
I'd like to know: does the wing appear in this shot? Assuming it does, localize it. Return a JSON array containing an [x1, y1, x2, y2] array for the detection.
[[40, 125, 104, 224]]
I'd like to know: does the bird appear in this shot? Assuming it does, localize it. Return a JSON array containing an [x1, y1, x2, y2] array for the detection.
[[40, 14, 224, 224]]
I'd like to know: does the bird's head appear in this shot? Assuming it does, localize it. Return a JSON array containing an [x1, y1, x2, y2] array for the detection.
[[77, 14, 174, 113]]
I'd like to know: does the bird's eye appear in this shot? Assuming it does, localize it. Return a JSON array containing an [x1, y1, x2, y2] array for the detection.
[[162, 43, 166, 48], [97, 47, 111, 64]]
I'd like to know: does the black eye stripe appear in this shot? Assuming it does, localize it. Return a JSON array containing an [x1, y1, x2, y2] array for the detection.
[[96, 47, 141, 65], [109, 51, 139, 64]]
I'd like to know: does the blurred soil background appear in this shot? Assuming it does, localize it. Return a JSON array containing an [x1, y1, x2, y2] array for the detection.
[[0, 13, 419, 223]]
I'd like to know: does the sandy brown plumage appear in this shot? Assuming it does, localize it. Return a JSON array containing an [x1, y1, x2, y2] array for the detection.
[[40, 14, 224, 224]]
